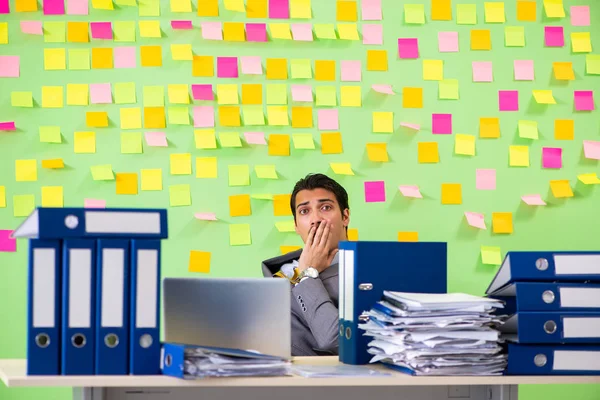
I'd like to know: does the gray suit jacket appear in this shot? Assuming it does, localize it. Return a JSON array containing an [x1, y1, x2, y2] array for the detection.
[[262, 250, 339, 356]]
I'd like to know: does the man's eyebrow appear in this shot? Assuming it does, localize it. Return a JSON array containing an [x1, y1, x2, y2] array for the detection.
[[296, 199, 334, 209]]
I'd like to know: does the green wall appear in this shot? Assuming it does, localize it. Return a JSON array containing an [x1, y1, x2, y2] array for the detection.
[[1, 0, 599, 399]]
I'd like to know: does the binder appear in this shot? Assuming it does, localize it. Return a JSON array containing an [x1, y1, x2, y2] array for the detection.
[[505, 343, 600, 375], [12, 207, 168, 240], [338, 241, 447, 365], [95, 239, 130, 375], [130, 239, 161, 375], [501, 311, 600, 344], [61, 239, 96, 375], [27, 239, 62, 375], [486, 251, 600, 294], [489, 282, 600, 313]]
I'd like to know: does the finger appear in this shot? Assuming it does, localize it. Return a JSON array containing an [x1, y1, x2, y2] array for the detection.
[[313, 221, 326, 245], [306, 225, 316, 247], [318, 222, 331, 248]]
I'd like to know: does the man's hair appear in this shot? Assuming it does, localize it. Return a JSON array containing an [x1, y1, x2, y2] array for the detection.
[[290, 173, 349, 222]]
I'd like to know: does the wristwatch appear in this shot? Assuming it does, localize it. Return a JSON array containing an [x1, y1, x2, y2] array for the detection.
[[292, 267, 319, 284]]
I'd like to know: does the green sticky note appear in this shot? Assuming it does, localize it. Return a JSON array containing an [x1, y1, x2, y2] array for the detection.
[[404, 4, 425, 24], [481, 246, 502, 265], [229, 223, 251, 246], [255, 165, 278, 179], [439, 79, 459, 100], [518, 120, 538, 139], [44, 22, 66, 43], [114, 21, 136, 42], [39, 126, 62, 143], [121, 132, 143, 154], [11, 91, 33, 107], [314, 24, 337, 39], [139, 0, 160, 16], [275, 220, 295, 232], [115, 0, 136, 5], [169, 184, 191, 206], [292, 133, 315, 149], [291, 59, 312, 79], [585, 54, 600, 75], [220, 132, 242, 147], [242, 105, 265, 126], [228, 165, 250, 186], [315, 86, 337, 106], [143, 86, 165, 107], [457, 4, 477, 25], [90, 164, 115, 180], [114, 82, 136, 104], [266, 84, 288, 105], [68, 49, 90, 70], [13, 194, 35, 217], [168, 107, 190, 125], [251, 194, 273, 200], [505, 26, 525, 47]]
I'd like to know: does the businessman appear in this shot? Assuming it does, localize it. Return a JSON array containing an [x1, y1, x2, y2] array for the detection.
[[262, 173, 350, 356]]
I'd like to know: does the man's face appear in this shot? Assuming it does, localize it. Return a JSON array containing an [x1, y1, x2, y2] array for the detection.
[[293, 188, 350, 250]]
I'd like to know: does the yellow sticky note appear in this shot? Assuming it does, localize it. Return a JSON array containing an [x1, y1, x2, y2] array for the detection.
[[242, 84, 262, 105], [480, 117, 500, 138], [120, 107, 142, 129], [403, 87, 423, 108], [41, 186, 63, 208], [554, 119, 574, 140], [517, 0, 536, 21], [321, 132, 343, 154], [229, 194, 251, 217], [91, 47, 113, 69], [0, 22, 6, 44], [293, 134, 315, 149], [431, 0, 451, 20], [484, 2, 505, 23], [168, 84, 190, 104], [169, 184, 191, 206], [518, 120, 538, 139], [270, 23, 292, 40], [92, 0, 113, 9], [266, 58, 288, 80], [139, 20, 162, 38], [347, 228, 358, 241], [42, 86, 64, 108], [13, 195, 35, 217], [68, 49, 90, 70], [11, 91, 33, 108], [543, 0, 564, 18], [229, 224, 251, 246], [337, 0, 357, 21], [198, 0, 219, 16], [586, 55, 600, 75], [44, 21, 66, 42], [189, 251, 211, 273], [571, 32, 592, 53], [170, 153, 192, 175], [398, 232, 419, 242], [505, 26, 525, 47], [74, 131, 96, 154], [120, 132, 143, 154], [330, 162, 354, 175], [372, 111, 393, 133], [337, 23, 359, 40], [171, 0, 192, 12], [168, 107, 190, 125], [247, 0, 267, 17], [441, 183, 462, 205], [423, 59, 444, 81], [86, 112, 108, 128], [0, 186, 5, 208], [140, 46, 163, 67], [367, 50, 388, 72], [15, 160, 37, 182], [492, 212, 513, 234], [273, 194, 292, 216], [196, 157, 218, 178], [533, 90, 556, 104], [550, 180, 573, 198], [267, 106, 289, 126], [194, 129, 217, 149], [418, 142, 439, 163], [578, 173, 600, 185], [219, 106, 241, 127], [268, 134, 290, 156], [219, 132, 242, 147], [255, 165, 278, 179], [290, 0, 311, 18], [553, 62, 574, 80], [455, 134, 476, 156], [66, 83, 89, 106], [41, 159, 64, 169], [217, 84, 239, 105], [252, 193, 273, 200], [114, 21, 135, 42], [115, 173, 138, 195], [39, 126, 62, 143], [481, 246, 502, 265], [44, 48, 66, 70], [471, 29, 491, 50], [457, 4, 477, 24], [223, 22, 245, 42], [509, 145, 529, 167], [171, 44, 193, 61], [275, 220, 295, 233], [366, 143, 388, 162], [266, 84, 287, 105], [439, 79, 459, 100], [228, 165, 250, 186], [341, 86, 361, 107], [281, 245, 302, 254], [90, 164, 114, 181], [314, 24, 337, 39]]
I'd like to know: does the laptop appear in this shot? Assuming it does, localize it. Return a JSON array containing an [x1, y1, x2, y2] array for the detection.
[[162, 277, 291, 358]]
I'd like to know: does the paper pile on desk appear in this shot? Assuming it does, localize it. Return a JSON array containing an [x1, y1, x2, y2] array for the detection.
[[359, 291, 507, 376]]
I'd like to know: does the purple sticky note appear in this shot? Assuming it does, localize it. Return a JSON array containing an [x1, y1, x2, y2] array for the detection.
[[90, 83, 112, 104], [514, 60, 534, 81], [43, 0, 65, 15], [318, 109, 339, 130], [21, 21, 43, 35], [217, 57, 239, 78], [0, 121, 16, 131], [542, 147, 562, 169], [67, 0, 87, 14], [432, 113, 452, 134], [192, 84, 214, 100], [145, 131, 168, 147], [545, 26, 564, 47], [291, 85, 312, 102], [246, 23, 267, 42], [476, 169, 496, 190], [362, 24, 383, 45], [90, 22, 113, 40], [241, 56, 262, 75], [472, 61, 493, 82], [398, 38, 419, 59], [0, 56, 19, 78], [84, 198, 106, 208], [193, 106, 215, 128], [244, 132, 267, 145], [114, 47, 136, 69], [201, 22, 223, 41], [291, 24, 313, 41], [583, 140, 600, 160], [571, 6, 590, 26], [171, 20, 193, 30], [574, 91, 594, 111], [499, 90, 519, 111], [0, 230, 16, 252], [0, 0, 9, 13], [341, 60, 361, 82], [364, 181, 386, 203], [269, 0, 289, 19], [438, 31, 459, 52], [362, 0, 382, 20]]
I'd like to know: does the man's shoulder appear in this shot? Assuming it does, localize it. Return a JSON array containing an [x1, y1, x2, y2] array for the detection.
[[261, 249, 303, 277]]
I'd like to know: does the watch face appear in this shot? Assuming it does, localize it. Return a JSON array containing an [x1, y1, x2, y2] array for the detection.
[[306, 268, 319, 278]]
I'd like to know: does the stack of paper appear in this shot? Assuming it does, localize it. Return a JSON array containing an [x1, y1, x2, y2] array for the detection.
[[359, 291, 507, 376]]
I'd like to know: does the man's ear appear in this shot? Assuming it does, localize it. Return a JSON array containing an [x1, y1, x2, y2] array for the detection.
[[342, 208, 350, 227]]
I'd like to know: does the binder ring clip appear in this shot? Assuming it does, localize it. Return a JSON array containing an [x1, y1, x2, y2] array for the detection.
[[35, 333, 50, 348], [535, 258, 549, 271], [534, 354, 547, 367], [65, 215, 79, 229], [345, 327, 352, 340], [543, 320, 557, 334], [165, 354, 173, 367], [542, 290, 555, 304], [339, 325, 344, 337], [72, 333, 87, 348], [140, 334, 153, 349], [105, 334, 119, 349]]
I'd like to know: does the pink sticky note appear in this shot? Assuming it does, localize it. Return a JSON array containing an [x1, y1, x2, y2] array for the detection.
[[583, 140, 600, 160], [90, 83, 112, 104], [499, 90, 519, 111], [246, 23, 267, 42], [398, 185, 422, 198], [514, 60, 534, 81], [90, 22, 112, 39], [20, 21, 43, 35], [195, 212, 218, 221], [0, 0, 9, 13], [438, 31, 459, 52], [114, 47, 136, 69], [201, 22, 223, 40], [240, 56, 263, 75], [364, 181, 386, 203], [372, 84, 394, 94], [67, 0, 87, 14], [464, 212, 486, 230], [571, 6, 590, 26], [145, 131, 168, 147], [318, 109, 339, 130], [574, 91, 594, 111], [0, 121, 16, 131], [362, 0, 382, 20], [84, 198, 106, 208], [341, 60, 361, 82], [432, 113, 452, 134], [362, 24, 383, 45], [521, 194, 546, 206], [217, 57, 239, 78], [542, 147, 562, 169], [472, 61, 493, 82], [44, 0, 65, 14], [0, 56, 19, 78], [291, 85, 312, 102], [244, 132, 267, 145], [545, 26, 564, 47], [192, 84, 214, 100], [269, 0, 289, 19], [0, 230, 16, 252], [476, 169, 496, 190], [398, 38, 419, 59], [171, 20, 193, 30], [291, 24, 313, 41], [400, 122, 420, 131], [193, 106, 215, 128]]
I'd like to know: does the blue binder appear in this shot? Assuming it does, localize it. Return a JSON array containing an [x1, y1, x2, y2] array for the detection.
[[486, 251, 600, 294], [12, 207, 168, 240], [130, 239, 161, 375], [505, 343, 600, 375], [27, 239, 62, 375], [501, 311, 600, 344], [95, 239, 130, 375], [338, 241, 447, 365], [489, 282, 600, 314], [61, 239, 96, 375]]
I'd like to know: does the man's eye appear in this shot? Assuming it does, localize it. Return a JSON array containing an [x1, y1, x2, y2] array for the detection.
[[322, 205, 332, 211], [299, 209, 308, 215]]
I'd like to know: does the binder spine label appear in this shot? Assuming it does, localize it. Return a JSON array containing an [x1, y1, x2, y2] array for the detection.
[[136, 249, 158, 328], [554, 350, 600, 371], [69, 249, 92, 328], [101, 249, 125, 328], [339, 250, 345, 321], [344, 250, 355, 322], [554, 254, 600, 275], [33, 248, 56, 328], [85, 211, 162, 235], [560, 288, 600, 308], [563, 317, 600, 338]]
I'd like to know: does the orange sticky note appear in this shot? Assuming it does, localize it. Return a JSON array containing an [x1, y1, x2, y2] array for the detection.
[[441, 183, 462, 204], [553, 62, 574, 80], [517, 0, 536, 21], [246, 0, 267, 18], [418, 142, 439, 163], [554, 119, 574, 140], [550, 180, 573, 198], [315, 60, 336, 81], [86, 111, 108, 128], [141, 46, 163, 67], [492, 212, 513, 234], [337, 0, 357, 21], [198, 0, 219, 16], [480, 117, 500, 138], [189, 250, 211, 273], [398, 231, 419, 242], [321, 132, 343, 154], [366, 143, 388, 162], [403, 87, 423, 108], [281, 245, 302, 254], [116, 173, 138, 195], [268, 134, 290, 156], [229, 194, 252, 217], [431, 0, 451, 20], [348, 228, 358, 241], [266, 58, 288, 80], [67, 22, 89, 43], [471, 30, 491, 50], [219, 106, 241, 127], [291, 106, 313, 128], [144, 107, 166, 129], [223, 22, 245, 41], [273, 193, 292, 216], [193, 55, 214, 77], [242, 84, 262, 105], [367, 50, 388, 71], [91, 48, 113, 69], [42, 159, 65, 169], [16, 0, 38, 12]]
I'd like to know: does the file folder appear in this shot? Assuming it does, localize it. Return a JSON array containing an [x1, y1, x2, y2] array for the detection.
[[12, 207, 168, 240], [95, 239, 130, 375], [338, 241, 447, 365], [501, 311, 600, 344], [61, 239, 96, 375], [486, 251, 600, 294], [27, 239, 62, 375], [505, 343, 600, 375], [130, 239, 161, 375]]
